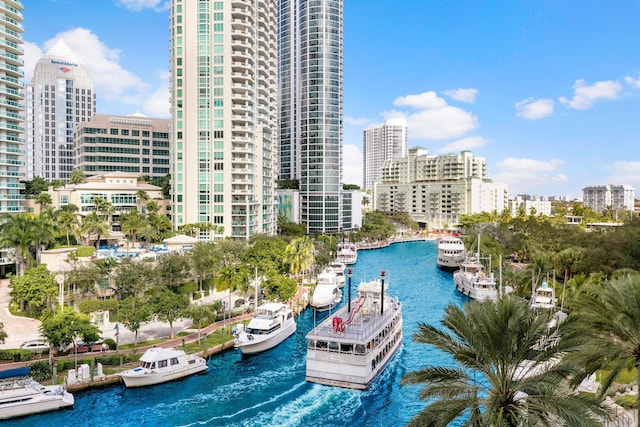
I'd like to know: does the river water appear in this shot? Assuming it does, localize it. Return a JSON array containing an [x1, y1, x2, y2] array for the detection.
[[14, 241, 467, 427]]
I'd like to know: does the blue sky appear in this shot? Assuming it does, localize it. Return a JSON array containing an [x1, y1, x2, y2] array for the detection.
[[24, 0, 640, 199]]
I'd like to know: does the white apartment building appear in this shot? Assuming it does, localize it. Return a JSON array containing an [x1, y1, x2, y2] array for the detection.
[[508, 195, 552, 217], [74, 113, 170, 182], [582, 184, 635, 213], [168, 0, 278, 239], [25, 39, 95, 181], [363, 118, 407, 190], [374, 149, 508, 229]]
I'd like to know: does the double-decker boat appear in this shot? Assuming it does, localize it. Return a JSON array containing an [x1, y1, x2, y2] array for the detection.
[[306, 272, 402, 390], [0, 368, 74, 420], [234, 302, 297, 355], [119, 347, 208, 387], [436, 236, 466, 270], [329, 260, 347, 288], [336, 241, 358, 265], [530, 281, 557, 310], [310, 269, 343, 311]]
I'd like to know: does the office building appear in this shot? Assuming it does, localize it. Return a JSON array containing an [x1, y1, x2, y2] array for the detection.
[[582, 184, 635, 213], [168, 0, 279, 239], [374, 148, 508, 229], [25, 39, 95, 181], [74, 113, 170, 181], [0, 0, 24, 276], [278, 0, 344, 234], [363, 118, 407, 190]]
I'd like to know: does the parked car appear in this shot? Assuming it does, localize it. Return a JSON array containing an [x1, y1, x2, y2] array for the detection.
[[68, 338, 106, 353], [20, 340, 50, 354], [234, 298, 246, 308]]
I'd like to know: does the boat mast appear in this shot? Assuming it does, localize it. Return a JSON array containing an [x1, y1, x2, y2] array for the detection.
[[348, 268, 352, 313], [380, 271, 385, 315]]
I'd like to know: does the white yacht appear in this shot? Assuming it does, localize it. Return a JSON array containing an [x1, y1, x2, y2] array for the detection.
[[453, 258, 499, 301], [306, 275, 403, 390], [119, 347, 208, 388], [530, 281, 557, 310], [436, 236, 466, 270], [234, 302, 297, 355], [0, 372, 74, 420], [336, 241, 358, 265], [310, 269, 342, 311], [329, 261, 346, 288]]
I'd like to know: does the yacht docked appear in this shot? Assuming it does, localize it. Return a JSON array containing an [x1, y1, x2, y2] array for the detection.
[[0, 369, 74, 420], [306, 273, 403, 390], [234, 302, 297, 355], [530, 281, 557, 310], [310, 269, 343, 311], [336, 241, 358, 265], [453, 258, 499, 301], [119, 347, 208, 387], [329, 260, 346, 288], [436, 236, 466, 270]]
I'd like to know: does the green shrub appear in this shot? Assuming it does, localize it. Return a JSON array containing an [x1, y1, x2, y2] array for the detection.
[[78, 299, 119, 314], [179, 281, 198, 294], [29, 361, 52, 382], [103, 338, 116, 350], [0, 349, 34, 361], [616, 394, 637, 409], [76, 246, 95, 257]]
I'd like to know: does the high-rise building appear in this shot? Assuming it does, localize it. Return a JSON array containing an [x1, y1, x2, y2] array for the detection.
[[74, 113, 170, 181], [25, 39, 95, 181], [582, 184, 635, 213], [169, 0, 278, 239], [363, 118, 407, 190], [0, 0, 24, 218], [278, 0, 344, 234]]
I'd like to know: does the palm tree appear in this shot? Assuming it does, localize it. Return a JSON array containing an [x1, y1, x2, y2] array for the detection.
[[81, 212, 109, 249], [284, 236, 316, 282], [35, 192, 53, 212], [56, 206, 80, 246], [120, 209, 144, 249], [145, 200, 161, 215], [565, 273, 640, 424], [69, 169, 85, 185], [136, 190, 150, 213], [402, 295, 607, 427], [92, 197, 114, 229], [0, 213, 37, 275]]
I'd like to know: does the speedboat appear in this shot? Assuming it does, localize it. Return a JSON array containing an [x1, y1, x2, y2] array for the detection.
[[119, 347, 208, 387], [329, 261, 346, 288], [306, 272, 403, 390], [310, 269, 342, 311], [234, 302, 297, 355], [436, 236, 466, 270], [530, 281, 557, 310], [0, 368, 74, 420], [336, 241, 358, 265]]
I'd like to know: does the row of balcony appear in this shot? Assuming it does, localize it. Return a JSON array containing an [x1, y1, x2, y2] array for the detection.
[[0, 1, 23, 20], [0, 97, 23, 109], [0, 25, 22, 44], [0, 157, 24, 166]]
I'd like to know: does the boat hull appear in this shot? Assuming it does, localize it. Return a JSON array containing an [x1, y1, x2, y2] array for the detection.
[[0, 382, 74, 420], [120, 360, 208, 388], [235, 321, 297, 355]]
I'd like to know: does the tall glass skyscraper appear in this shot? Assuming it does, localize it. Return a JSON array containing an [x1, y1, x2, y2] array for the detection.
[[278, 0, 344, 234], [363, 118, 408, 190], [169, 0, 278, 239], [25, 39, 95, 181], [0, 0, 24, 215]]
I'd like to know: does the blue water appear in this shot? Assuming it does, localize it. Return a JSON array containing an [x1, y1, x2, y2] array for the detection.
[[13, 241, 467, 427]]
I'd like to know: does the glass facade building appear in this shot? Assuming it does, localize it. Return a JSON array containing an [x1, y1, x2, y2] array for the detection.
[[278, 0, 344, 234], [169, 0, 278, 239]]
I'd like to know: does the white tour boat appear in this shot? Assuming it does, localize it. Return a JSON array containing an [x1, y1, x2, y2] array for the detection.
[[306, 273, 403, 390], [310, 269, 343, 311], [530, 281, 557, 310], [119, 347, 208, 388], [329, 260, 346, 288], [436, 236, 467, 270], [453, 258, 499, 301], [234, 302, 297, 355], [336, 241, 358, 265], [0, 370, 74, 420]]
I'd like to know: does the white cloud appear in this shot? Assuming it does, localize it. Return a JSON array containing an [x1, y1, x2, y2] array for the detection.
[[515, 98, 554, 120], [343, 144, 363, 187], [344, 116, 372, 127], [437, 136, 488, 154], [625, 75, 640, 89], [116, 0, 168, 12], [25, 28, 166, 116], [605, 161, 640, 190], [442, 88, 478, 103], [493, 158, 568, 194], [387, 91, 478, 140], [23, 41, 43, 83], [559, 79, 622, 110]]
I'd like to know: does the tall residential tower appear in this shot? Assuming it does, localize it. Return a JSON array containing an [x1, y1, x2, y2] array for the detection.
[[363, 118, 407, 190], [25, 39, 95, 181], [169, 0, 278, 239], [278, 0, 344, 234]]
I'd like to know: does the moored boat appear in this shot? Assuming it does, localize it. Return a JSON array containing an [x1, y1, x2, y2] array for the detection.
[[306, 271, 403, 390], [118, 347, 208, 388], [453, 258, 499, 301], [0, 369, 74, 420], [530, 281, 557, 310], [310, 269, 342, 311], [329, 261, 346, 288], [234, 302, 297, 355], [337, 241, 358, 265], [436, 236, 466, 270]]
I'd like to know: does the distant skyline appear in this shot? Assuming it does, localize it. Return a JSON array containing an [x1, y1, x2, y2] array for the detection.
[[24, 1, 640, 200]]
